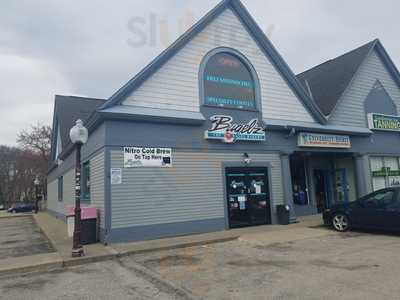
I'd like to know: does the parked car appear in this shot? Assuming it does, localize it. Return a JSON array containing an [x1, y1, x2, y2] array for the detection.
[[7, 203, 34, 214], [323, 187, 400, 232]]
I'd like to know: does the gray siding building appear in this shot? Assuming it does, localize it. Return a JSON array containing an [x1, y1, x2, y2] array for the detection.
[[47, 0, 400, 244]]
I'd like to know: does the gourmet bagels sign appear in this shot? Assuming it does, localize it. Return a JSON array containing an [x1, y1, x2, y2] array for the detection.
[[204, 115, 266, 143]]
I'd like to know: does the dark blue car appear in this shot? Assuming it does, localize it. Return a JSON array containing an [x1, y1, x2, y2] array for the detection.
[[323, 187, 400, 232], [7, 203, 34, 214]]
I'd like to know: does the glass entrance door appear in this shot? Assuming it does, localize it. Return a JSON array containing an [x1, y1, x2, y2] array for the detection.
[[226, 167, 271, 228], [314, 170, 333, 211], [315, 168, 349, 210]]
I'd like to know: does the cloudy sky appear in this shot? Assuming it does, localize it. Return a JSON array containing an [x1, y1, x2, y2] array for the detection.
[[1, 0, 399, 146]]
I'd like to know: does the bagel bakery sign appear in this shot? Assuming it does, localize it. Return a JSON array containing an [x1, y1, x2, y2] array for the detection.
[[204, 115, 266, 143]]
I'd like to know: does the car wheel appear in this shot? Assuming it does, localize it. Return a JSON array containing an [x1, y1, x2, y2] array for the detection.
[[332, 213, 350, 232]]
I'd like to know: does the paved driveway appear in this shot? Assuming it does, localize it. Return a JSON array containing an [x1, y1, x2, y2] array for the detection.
[[2, 225, 400, 299], [0, 216, 54, 259], [130, 228, 400, 300]]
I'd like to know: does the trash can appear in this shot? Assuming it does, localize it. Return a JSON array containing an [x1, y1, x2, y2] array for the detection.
[[276, 205, 291, 225], [66, 206, 98, 245]]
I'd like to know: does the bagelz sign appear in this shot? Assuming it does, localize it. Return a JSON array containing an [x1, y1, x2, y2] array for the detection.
[[124, 147, 172, 168], [298, 133, 351, 149], [204, 115, 265, 143], [368, 113, 400, 131]]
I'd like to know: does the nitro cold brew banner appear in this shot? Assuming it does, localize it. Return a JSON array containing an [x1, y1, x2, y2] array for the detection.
[[124, 147, 172, 168], [203, 52, 256, 110]]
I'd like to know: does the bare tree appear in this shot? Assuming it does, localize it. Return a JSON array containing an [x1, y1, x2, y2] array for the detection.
[[17, 123, 51, 162], [0, 124, 52, 208], [17, 123, 52, 200], [0, 146, 19, 208], [0, 146, 46, 208]]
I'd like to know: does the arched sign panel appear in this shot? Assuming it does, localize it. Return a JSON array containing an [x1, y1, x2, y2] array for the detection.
[[203, 52, 256, 110]]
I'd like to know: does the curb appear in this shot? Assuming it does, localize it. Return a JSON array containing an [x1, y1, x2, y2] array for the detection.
[[0, 261, 63, 278], [0, 252, 64, 278], [0, 236, 239, 277], [62, 253, 117, 268], [116, 236, 239, 258], [0, 213, 34, 219], [64, 236, 239, 267]]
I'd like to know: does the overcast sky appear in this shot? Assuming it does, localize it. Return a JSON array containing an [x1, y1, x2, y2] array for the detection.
[[1, 0, 399, 146]]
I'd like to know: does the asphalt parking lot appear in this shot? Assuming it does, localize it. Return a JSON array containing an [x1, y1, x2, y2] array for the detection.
[[131, 230, 400, 300], [1, 226, 400, 299], [0, 216, 54, 259]]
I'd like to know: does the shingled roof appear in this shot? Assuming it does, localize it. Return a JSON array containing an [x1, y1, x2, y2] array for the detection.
[[297, 40, 377, 116], [53, 95, 106, 149]]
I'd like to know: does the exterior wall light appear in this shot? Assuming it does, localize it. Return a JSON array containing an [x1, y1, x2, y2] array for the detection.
[[243, 153, 252, 164]]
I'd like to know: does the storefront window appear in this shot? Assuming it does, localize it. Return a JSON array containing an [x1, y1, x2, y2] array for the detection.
[[371, 157, 400, 191], [384, 157, 400, 186], [58, 176, 63, 202], [202, 51, 257, 110]]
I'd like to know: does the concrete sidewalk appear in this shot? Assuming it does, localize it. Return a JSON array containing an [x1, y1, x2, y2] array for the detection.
[[33, 213, 118, 267], [0, 212, 329, 276]]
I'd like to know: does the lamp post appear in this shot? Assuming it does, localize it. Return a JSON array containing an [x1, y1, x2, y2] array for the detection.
[[69, 119, 88, 258], [34, 177, 40, 214]]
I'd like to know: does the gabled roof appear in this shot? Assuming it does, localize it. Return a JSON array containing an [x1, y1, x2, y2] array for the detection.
[[99, 0, 327, 124], [297, 40, 377, 116], [51, 95, 106, 157], [297, 39, 400, 117]]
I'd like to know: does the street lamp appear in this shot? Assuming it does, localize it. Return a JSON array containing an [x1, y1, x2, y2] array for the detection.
[[69, 119, 88, 258], [34, 177, 40, 214]]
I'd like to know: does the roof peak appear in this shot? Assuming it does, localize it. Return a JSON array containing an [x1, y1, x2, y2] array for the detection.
[[298, 39, 378, 77], [98, 0, 326, 124], [297, 39, 379, 116]]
